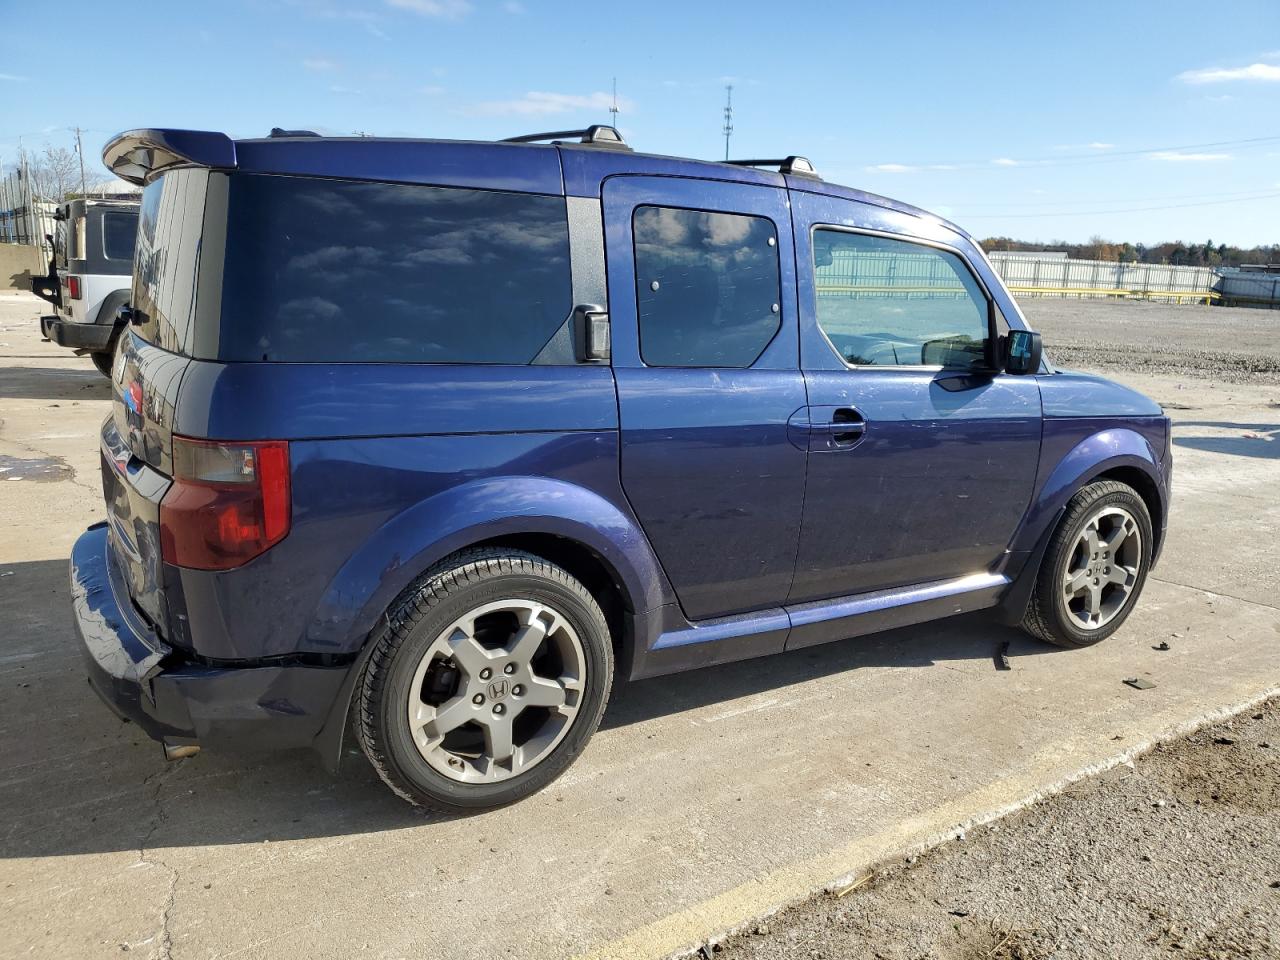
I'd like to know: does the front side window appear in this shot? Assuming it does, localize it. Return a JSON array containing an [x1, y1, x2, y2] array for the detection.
[[634, 205, 781, 368], [812, 230, 990, 369], [102, 211, 137, 261]]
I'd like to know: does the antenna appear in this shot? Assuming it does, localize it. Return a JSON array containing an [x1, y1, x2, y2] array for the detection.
[[722, 84, 733, 161], [610, 78, 620, 126]]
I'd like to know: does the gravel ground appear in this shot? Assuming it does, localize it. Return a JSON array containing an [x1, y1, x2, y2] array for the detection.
[[714, 699, 1280, 960], [1022, 299, 1280, 385]]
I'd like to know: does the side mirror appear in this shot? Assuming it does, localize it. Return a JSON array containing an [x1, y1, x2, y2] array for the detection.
[[1002, 329, 1042, 375], [572, 303, 610, 362], [116, 303, 139, 326]]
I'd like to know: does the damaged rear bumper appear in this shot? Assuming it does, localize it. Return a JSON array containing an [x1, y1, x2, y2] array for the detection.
[[70, 524, 353, 757]]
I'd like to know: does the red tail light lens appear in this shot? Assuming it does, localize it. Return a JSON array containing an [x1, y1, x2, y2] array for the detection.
[[67, 276, 82, 300], [160, 436, 291, 570]]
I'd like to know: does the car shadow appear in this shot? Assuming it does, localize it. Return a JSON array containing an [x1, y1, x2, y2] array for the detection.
[[1173, 421, 1279, 460], [0, 556, 1057, 860], [0, 362, 111, 402]]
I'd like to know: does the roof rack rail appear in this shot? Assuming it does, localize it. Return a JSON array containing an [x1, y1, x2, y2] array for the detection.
[[725, 156, 820, 179], [269, 128, 321, 138], [501, 125, 631, 150]]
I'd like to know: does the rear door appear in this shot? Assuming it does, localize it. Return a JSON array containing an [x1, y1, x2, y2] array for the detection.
[[602, 176, 808, 622], [787, 190, 1042, 605], [102, 170, 205, 632]]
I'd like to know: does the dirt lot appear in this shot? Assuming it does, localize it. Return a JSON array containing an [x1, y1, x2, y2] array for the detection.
[[719, 701, 1280, 960], [1, 294, 1277, 960], [1025, 299, 1280, 385]]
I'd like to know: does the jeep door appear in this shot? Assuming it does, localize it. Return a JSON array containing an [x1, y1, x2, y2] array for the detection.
[[602, 176, 807, 622], [787, 189, 1042, 611]]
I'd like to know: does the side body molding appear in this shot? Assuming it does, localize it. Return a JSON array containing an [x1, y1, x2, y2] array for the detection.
[[306, 475, 673, 656]]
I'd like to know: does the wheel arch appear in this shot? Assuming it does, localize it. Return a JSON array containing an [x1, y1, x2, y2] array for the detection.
[[307, 476, 669, 661], [999, 425, 1167, 623]]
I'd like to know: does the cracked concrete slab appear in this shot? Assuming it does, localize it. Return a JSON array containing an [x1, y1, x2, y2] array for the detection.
[[0, 294, 1277, 959]]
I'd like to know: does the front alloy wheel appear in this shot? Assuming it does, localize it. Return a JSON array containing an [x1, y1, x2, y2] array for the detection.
[[1022, 480, 1154, 648]]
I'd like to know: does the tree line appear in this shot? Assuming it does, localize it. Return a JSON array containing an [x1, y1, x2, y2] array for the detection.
[[979, 235, 1278, 269]]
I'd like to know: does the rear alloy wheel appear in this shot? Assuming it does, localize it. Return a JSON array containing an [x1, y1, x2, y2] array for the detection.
[[1021, 480, 1153, 648], [356, 548, 612, 812]]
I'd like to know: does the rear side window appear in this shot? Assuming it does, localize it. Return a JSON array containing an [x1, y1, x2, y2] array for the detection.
[[217, 176, 572, 363], [133, 169, 209, 353], [633, 205, 781, 367], [812, 230, 990, 369], [102, 212, 137, 261]]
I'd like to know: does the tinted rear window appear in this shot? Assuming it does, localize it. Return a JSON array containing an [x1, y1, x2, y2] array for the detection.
[[132, 171, 573, 364], [218, 175, 572, 363], [102, 211, 137, 260]]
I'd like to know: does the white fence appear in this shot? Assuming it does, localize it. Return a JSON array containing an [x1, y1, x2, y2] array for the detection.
[[987, 252, 1218, 304]]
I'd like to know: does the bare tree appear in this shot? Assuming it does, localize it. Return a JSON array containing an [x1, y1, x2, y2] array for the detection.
[[27, 145, 81, 201]]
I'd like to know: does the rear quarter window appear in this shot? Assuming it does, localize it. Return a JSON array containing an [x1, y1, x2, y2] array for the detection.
[[102, 212, 137, 261], [216, 176, 573, 364]]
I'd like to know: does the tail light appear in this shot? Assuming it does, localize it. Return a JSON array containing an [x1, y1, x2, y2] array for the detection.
[[67, 276, 82, 300], [160, 436, 291, 570]]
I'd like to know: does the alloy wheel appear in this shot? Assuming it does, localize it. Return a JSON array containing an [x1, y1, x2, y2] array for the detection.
[[1062, 505, 1143, 631], [405, 598, 586, 783]]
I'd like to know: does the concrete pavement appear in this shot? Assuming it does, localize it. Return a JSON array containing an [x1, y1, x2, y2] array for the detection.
[[0, 293, 1277, 960]]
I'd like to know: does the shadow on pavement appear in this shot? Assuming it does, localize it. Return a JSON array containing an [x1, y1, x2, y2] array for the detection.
[[0, 363, 111, 402], [1174, 421, 1280, 460], [0, 555, 1056, 860]]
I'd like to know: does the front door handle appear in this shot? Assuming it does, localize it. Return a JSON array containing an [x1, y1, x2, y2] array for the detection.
[[808, 406, 865, 449]]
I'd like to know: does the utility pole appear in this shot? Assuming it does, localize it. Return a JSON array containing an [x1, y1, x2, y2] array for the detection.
[[609, 77, 620, 128], [74, 126, 87, 197], [722, 84, 733, 161]]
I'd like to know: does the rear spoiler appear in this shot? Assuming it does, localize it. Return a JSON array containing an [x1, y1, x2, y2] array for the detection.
[[102, 129, 236, 185]]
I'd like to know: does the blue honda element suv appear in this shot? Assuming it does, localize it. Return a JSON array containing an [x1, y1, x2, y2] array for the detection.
[[70, 125, 1171, 812]]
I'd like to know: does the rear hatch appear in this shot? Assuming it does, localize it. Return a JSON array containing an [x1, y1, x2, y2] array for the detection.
[[101, 171, 207, 636]]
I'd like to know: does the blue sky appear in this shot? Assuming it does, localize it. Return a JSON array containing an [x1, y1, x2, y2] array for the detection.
[[2, 0, 1278, 246]]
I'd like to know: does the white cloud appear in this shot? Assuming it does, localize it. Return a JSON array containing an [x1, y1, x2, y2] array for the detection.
[[1148, 151, 1232, 162], [303, 57, 339, 72], [867, 163, 914, 173], [502, 0, 525, 11], [387, 0, 472, 17], [420, 84, 446, 96], [1177, 62, 1280, 84], [0, 72, 27, 82], [992, 157, 1019, 166], [462, 90, 632, 117], [1088, 142, 1114, 150]]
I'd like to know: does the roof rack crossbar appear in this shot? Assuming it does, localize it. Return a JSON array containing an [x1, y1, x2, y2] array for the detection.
[[725, 156, 820, 178], [501, 125, 630, 150]]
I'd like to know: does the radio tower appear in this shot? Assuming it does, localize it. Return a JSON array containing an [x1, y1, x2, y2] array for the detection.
[[610, 78, 620, 127], [722, 84, 733, 160]]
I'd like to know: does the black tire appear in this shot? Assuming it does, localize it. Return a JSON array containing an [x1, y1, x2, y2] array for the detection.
[[1021, 480, 1153, 649], [355, 547, 613, 812], [91, 350, 114, 377]]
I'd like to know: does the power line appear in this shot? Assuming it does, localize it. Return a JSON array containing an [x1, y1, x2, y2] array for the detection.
[[962, 191, 1280, 219], [864, 134, 1280, 171]]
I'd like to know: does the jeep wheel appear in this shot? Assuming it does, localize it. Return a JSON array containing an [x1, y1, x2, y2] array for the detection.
[[1021, 480, 1153, 648], [356, 548, 613, 812], [91, 350, 114, 377]]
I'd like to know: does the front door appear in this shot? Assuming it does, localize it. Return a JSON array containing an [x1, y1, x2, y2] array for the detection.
[[602, 176, 807, 622], [787, 190, 1042, 605]]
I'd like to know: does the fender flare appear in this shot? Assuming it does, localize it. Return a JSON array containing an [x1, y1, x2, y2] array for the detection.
[[304, 475, 670, 657], [92, 288, 132, 342], [999, 426, 1166, 622]]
